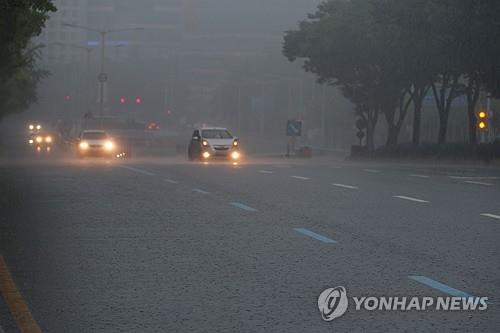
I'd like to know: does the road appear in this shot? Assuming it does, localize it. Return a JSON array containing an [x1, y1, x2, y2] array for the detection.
[[0, 156, 499, 332]]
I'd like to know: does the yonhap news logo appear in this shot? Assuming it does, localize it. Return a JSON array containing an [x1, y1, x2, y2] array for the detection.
[[317, 286, 349, 321], [318, 286, 488, 322]]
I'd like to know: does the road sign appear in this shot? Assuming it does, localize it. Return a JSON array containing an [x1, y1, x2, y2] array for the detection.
[[286, 120, 302, 137], [98, 73, 108, 83]]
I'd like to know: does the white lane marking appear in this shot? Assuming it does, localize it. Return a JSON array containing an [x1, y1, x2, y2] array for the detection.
[[165, 179, 178, 184], [449, 176, 498, 180], [364, 169, 381, 173], [291, 176, 310, 180], [275, 165, 292, 168], [394, 195, 429, 203], [332, 183, 358, 190], [118, 165, 154, 176], [258, 170, 274, 174], [464, 180, 494, 186], [192, 188, 209, 195], [409, 174, 430, 179], [480, 213, 500, 220]]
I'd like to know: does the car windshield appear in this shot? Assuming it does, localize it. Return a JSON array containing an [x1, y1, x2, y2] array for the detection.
[[82, 132, 107, 140], [201, 129, 232, 139]]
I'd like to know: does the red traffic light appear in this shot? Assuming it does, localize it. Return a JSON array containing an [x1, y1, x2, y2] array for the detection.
[[65, 95, 71, 101], [119, 97, 126, 104], [135, 97, 142, 104]]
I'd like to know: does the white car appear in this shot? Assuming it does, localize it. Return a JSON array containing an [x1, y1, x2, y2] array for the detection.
[[188, 127, 240, 161], [77, 130, 116, 158]]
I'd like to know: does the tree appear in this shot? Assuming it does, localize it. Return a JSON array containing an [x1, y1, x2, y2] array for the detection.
[[0, 0, 56, 120], [284, 0, 411, 150]]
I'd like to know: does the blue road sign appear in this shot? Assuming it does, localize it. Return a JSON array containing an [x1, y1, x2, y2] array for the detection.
[[286, 120, 302, 137]]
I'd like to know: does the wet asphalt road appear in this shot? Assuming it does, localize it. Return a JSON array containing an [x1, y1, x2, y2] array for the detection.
[[0, 156, 499, 332]]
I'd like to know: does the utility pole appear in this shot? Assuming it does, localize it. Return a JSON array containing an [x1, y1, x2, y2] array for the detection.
[[62, 23, 143, 116]]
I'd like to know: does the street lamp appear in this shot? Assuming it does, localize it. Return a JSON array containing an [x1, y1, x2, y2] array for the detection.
[[62, 23, 144, 116]]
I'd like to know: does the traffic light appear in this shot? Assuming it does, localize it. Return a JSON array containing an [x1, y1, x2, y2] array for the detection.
[[135, 97, 142, 104], [119, 97, 126, 104], [477, 110, 488, 130]]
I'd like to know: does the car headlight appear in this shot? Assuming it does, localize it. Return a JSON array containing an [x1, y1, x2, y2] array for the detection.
[[28, 139, 34, 144], [104, 141, 114, 150], [202, 140, 209, 147], [202, 151, 211, 159], [36, 125, 41, 130], [35, 136, 43, 143], [231, 151, 240, 160], [45, 136, 52, 143], [233, 140, 238, 147], [29, 124, 34, 130], [79, 141, 89, 150]]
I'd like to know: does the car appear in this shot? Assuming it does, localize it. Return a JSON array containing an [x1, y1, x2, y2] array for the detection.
[[29, 132, 54, 153], [188, 127, 240, 161], [77, 130, 116, 158]]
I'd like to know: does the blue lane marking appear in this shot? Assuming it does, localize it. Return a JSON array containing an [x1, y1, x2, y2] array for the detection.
[[409, 276, 472, 297], [294, 228, 337, 244], [230, 202, 257, 212]]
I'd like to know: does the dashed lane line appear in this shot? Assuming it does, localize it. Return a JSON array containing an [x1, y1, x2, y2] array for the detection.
[[464, 180, 494, 186], [165, 179, 178, 184], [409, 174, 430, 179], [118, 165, 154, 176], [257, 170, 274, 174], [332, 183, 358, 190], [409, 275, 472, 298], [229, 202, 258, 212], [192, 188, 209, 195], [363, 169, 381, 173], [480, 213, 500, 220], [291, 176, 311, 180], [394, 195, 429, 204], [294, 228, 337, 244]]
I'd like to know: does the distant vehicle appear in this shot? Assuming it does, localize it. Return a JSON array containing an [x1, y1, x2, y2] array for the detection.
[[27, 123, 43, 135], [29, 132, 54, 153], [77, 130, 116, 158], [188, 127, 240, 161]]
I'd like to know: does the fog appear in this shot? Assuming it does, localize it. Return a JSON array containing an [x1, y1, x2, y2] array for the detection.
[[4, 0, 362, 157]]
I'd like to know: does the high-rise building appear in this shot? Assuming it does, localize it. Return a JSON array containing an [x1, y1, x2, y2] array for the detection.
[[37, 0, 88, 64]]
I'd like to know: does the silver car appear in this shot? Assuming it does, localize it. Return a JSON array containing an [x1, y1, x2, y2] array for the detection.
[[188, 127, 240, 161]]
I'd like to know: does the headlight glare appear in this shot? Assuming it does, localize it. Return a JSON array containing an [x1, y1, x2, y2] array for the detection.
[[79, 141, 89, 150], [104, 141, 114, 150]]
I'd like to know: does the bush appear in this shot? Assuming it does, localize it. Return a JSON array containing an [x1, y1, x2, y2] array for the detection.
[[372, 143, 500, 161]]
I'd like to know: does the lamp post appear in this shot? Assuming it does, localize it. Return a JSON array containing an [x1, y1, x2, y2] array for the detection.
[[62, 23, 144, 116]]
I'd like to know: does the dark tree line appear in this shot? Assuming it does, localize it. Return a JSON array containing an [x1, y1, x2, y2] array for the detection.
[[283, 0, 500, 150], [0, 0, 56, 121]]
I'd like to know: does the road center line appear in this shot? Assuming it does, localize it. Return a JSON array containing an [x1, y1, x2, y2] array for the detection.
[[332, 183, 358, 189], [464, 180, 494, 186], [409, 275, 472, 297], [394, 195, 429, 203], [409, 174, 430, 179], [480, 213, 500, 220], [0, 256, 42, 333], [192, 188, 209, 195], [230, 202, 257, 212], [291, 176, 310, 180], [258, 170, 274, 174], [294, 228, 337, 244], [364, 169, 381, 173], [449, 176, 498, 180], [118, 165, 154, 176], [165, 179, 178, 184]]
